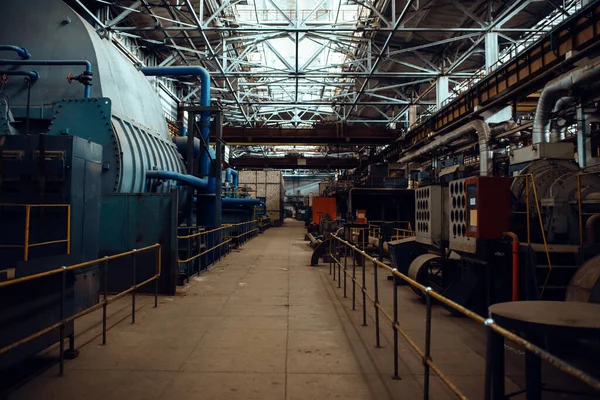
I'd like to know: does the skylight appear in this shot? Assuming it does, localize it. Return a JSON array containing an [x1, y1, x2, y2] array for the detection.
[[223, 0, 367, 128]]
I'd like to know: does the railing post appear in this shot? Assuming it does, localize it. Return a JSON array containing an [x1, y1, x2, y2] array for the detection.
[[155, 246, 160, 308], [217, 230, 221, 262], [187, 231, 191, 284], [337, 244, 342, 288], [329, 236, 333, 275], [66, 205, 71, 255], [102, 256, 108, 345], [132, 249, 137, 324], [392, 270, 400, 380], [374, 258, 380, 348], [423, 287, 433, 400], [23, 205, 31, 261], [352, 248, 356, 311], [59, 266, 66, 376], [343, 243, 347, 298], [333, 241, 337, 282], [484, 318, 505, 400], [362, 253, 367, 327]]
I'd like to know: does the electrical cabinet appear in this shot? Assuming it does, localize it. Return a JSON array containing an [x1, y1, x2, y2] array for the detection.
[[449, 177, 511, 253]]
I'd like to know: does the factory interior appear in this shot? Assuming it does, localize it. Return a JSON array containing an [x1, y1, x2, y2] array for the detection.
[[1, 0, 600, 399]]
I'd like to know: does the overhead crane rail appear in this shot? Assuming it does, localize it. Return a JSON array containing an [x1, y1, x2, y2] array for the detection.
[[382, 1, 600, 162]]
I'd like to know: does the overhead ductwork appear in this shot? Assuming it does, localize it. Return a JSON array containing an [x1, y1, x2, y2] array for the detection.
[[532, 58, 600, 143], [398, 119, 493, 176]]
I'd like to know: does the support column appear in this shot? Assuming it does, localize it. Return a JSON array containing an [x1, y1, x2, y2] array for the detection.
[[436, 76, 449, 110], [485, 32, 499, 72], [577, 105, 592, 168], [408, 104, 418, 129]]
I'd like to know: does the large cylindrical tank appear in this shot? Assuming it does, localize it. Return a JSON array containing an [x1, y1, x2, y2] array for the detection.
[[0, 0, 184, 193], [510, 159, 600, 243]]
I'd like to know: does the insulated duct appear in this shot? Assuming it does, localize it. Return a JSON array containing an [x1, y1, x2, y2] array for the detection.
[[398, 119, 493, 176], [532, 58, 600, 143], [549, 97, 576, 142]]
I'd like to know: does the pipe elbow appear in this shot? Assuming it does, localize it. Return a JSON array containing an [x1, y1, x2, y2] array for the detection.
[[0, 45, 31, 59], [471, 119, 492, 176], [503, 231, 519, 243]]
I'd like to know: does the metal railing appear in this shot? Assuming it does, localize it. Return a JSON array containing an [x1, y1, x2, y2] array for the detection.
[[392, 228, 415, 240], [327, 234, 600, 399], [0, 203, 71, 261], [259, 217, 271, 229], [225, 220, 260, 242], [177, 220, 260, 282], [177, 225, 233, 283], [512, 173, 552, 297], [0, 243, 161, 376], [368, 221, 413, 240]]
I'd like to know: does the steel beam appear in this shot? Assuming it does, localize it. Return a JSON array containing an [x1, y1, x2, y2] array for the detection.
[[230, 156, 360, 169], [218, 125, 398, 145]]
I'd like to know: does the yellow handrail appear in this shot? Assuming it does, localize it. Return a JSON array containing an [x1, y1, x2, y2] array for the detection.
[[0, 243, 162, 365], [329, 234, 600, 396], [0, 203, 71, 261], [392, 228, 416, 240], [177, 220, 259, 265]]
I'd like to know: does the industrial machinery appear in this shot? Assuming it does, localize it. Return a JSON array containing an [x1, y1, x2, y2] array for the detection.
[[389, 142, 600, 310], [0, 0, 267, 372]]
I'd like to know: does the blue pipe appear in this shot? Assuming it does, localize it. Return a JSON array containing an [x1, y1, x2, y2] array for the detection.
[[225, 168, 239, 187], [0, 46, 31, 60], [141, 66, 214, 225], [222, 197, 266, 213], [0, 70, 39, 81], [140, 66, 211, 175], [174, 136, 200, 157], [0, 59, 92, 97], [146, 170, 208, 190]]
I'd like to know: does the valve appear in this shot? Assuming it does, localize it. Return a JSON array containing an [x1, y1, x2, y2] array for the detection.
[[67, 70, 93, 87]]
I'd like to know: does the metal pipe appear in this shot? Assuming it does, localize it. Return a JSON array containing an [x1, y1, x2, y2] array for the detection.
[[532, 58, 600, 143], [398, 119, 493, 176], [548, 97, 575, 142], [504, 231, 520, 301], [221, 197, 266, 211], [0, 59, 92, 97], [585, 213, 600, 244], [225, 168, 239, 187], [146, 170, 208, 190], [0, 45, 31, 59], [174, 136, 201, 157], [489, 120, 517, 136], [141, 67, 211, 175], [0, 70, 39, 81]]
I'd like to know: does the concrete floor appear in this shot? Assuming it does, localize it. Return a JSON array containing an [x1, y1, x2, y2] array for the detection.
[[9, 220, 390, 400], [8, 219, 595, 400]]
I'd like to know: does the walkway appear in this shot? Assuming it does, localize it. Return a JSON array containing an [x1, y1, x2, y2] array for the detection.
[[9, 220, 387, 400]]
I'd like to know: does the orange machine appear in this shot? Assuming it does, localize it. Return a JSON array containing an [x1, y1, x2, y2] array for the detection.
[[312, 197, 336, 223], [355, 210, 367, 224]]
